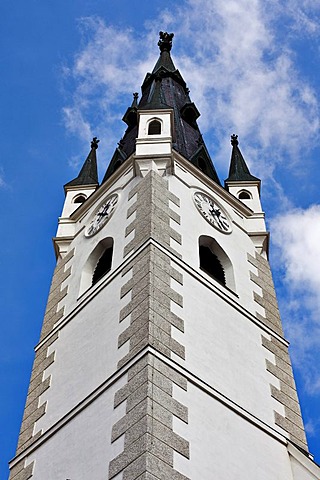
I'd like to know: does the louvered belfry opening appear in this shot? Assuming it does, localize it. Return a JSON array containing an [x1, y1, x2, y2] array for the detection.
[[92, 246, 113, 285], [199, 245, 226, 286]]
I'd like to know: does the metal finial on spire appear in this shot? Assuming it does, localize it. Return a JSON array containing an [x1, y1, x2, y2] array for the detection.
[[158, 31, 174, 52], [132, 92, 139, 107], [91, 137, 100, 149], [231, 134, 239, 146]]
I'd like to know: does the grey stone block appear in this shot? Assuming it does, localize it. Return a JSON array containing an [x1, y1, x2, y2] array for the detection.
[[257, 314, 283, 336], [127, 201, 138, 218], [266, 360, 295, 389], [151, 418, 190, 458], [19, 403, 46, 436], [127, 355, 150, 380], [118, 312, 149, 348], [30, 351, 55, 380], [274, 411, 307, 445], [50, 265, 72, 291], [153, 357, 188, 390], [168, 191, 180, 207], [275, 355, 293, 377], [9, 460, 34, 480], [284, 405, 305, 428], [270, 385, 300, 415], [25, 376, 51, 407], [261, 336, 289, 363], [109, 433, 173, 478], [122, 452, 190, 480], [250, 270, 273, 290], [112, 397, 173, 443], [279, 379, 300, 402], [117, 337, 150, 369], [45, 285, 68, 313], [120, 289, 150, 322], [169, 208, 180, 224], [151, 384, 188, 423], [253, 292, 280, 320], [125, 220, 136, 237]]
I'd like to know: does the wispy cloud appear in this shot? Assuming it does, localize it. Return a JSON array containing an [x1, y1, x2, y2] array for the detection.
[[271, 205, 320, 394], [0, 167, 6, 188]]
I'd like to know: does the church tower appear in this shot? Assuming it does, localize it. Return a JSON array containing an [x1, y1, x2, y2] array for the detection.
[[9, 32, 320, 480]]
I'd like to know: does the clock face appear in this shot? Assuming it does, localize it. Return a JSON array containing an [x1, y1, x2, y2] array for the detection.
[[193, 192, 232, 233], [85, 194, 118, 237]]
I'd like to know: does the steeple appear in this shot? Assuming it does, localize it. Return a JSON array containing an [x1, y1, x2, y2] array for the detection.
[[65, 137, 99, 188], [103, 32, 220, 184], [225, 134, 260, 183]]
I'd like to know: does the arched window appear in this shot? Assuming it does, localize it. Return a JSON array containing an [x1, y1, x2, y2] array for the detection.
[[73, 194, 87, 204], [199, 245, 225, 285], [92, 246, 113, 286], [148, 119, 161, 135], [238, 190, 251, 200], [79, 238, 114, 295], [199, 236, 235, 291]]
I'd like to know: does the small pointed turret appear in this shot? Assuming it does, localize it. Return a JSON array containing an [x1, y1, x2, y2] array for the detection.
[[225, 134, 263, 218], [65, 137, 99, 188], [225, 134, 259, 183]]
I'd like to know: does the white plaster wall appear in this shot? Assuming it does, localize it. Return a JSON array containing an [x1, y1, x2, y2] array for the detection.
[[173, 383, 294, 480], [36, 275, 129, 433], [290, 455, 320, 480], [172, 271, 281, 427], [168, 172, 262, 315], [28, 382, 125, 480], [61, 170, 139, 316]]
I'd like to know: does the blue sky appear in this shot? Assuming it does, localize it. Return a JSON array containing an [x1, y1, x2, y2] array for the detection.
[[1, 0, 320, 477]]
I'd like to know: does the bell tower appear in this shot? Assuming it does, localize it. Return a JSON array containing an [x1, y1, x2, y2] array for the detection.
[[9, 32, 320, 480]]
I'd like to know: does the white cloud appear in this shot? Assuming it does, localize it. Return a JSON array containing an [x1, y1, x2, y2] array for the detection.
[[271, 205, 320, 393], [272, 205, 320, 303]]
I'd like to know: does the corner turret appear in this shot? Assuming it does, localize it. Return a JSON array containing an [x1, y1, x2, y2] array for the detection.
[[56, 138, 100, 254]]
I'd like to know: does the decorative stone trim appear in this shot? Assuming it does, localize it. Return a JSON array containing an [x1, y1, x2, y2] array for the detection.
[[39, 248, 74, 341], [248, 253, 307, 449], [118, 244, 184, 369], [248, 252, 283, 336], [9, 250, 74, 477], [108, 170, 189, 479], [109, 354, 190, 480], [123, 171, 181, 259], [14, 332, 58, 458], [262, 335, 307, 450], [8, 459, 34, 480]]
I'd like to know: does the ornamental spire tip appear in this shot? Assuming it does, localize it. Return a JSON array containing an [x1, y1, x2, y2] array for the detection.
[[231, 134, 239, 146], [158, 31, 174, 52], [91, 137, 100, 149]]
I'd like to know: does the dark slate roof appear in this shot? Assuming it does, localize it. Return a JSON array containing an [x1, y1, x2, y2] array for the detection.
[[65, 137, 99, 188], [225, 135, 260, 182], [102, 32, 221, 185]]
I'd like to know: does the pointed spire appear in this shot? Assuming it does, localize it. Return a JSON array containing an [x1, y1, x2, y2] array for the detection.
[[65, 137, 99, 188], [225, 134, 260, 182], [122, 93, 139, 127], [152, 31, 176, 74]]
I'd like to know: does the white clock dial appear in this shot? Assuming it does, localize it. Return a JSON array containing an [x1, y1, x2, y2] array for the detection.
[[193, 192, 232, 233], [85, 194, 118, 237]]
